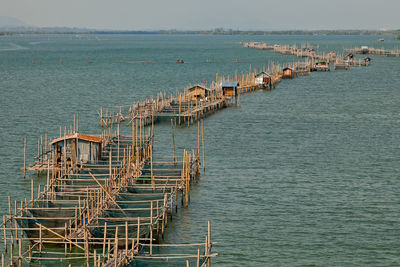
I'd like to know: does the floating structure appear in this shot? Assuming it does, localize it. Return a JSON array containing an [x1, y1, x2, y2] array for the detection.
[[255, 72, 272, 89], [188, 85, 211, 101], [221, 82, 239, 98], [49, 133, 103, 166], [311, 61, 330, 72], [3, 115, 215, 266], [98, 44, 370, 132], [242, 41, 375, 67], [334, 58, 350, 70], [282, 67, 295, 79], [98, 64, 286, 129]]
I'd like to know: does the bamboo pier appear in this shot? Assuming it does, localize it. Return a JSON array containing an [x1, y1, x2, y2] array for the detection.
[[4, 39, 374, 266], [3, 116, 214, 266], [243, 42, 372, 69], [345, 46, 400, 57], [98, 43, 370, 130], [98, 61, 316, 129]]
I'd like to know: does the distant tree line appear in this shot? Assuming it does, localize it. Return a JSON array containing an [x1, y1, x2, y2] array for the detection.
[[1, 28, 400, 36]]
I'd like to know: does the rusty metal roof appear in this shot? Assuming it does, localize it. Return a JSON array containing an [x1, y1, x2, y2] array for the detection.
[[188, 84, 211, 92], [49, 133, 102, 145]]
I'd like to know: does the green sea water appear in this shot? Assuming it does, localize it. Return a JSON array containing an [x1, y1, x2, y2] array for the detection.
[[0, 34, 400, 266]]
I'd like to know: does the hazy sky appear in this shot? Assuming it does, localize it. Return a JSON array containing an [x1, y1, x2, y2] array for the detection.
[[2, 0, 400, 30]]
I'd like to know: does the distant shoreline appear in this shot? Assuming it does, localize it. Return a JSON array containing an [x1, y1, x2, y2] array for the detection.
[[1, 28, 400, 36]]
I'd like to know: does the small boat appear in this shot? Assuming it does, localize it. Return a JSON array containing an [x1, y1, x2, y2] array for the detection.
[[176, 59, 184, 64], [378, 38, 384, 42]]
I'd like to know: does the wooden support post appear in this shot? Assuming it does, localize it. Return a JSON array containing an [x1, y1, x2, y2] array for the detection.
[[178, 94, 181, 126], [85, 229, 89, 267], [64, 223, 68, 256], [197, 120, 200, 157], [151, 112, 155, 147], [150, 225, 153, 256], [3, 216, 6, 253], [107, 240, 110, 261], [202, 120, 205, 173], [125, 221, 128, 253], [101, 106, 103, 128], [132, 120, 135, 152], [30, 180, 33, 206], [103, 222, 107, 257], [114, 227, 118, 267], [39, 223, 42, 254], [117, 123, 120, 162], [208, 220, 211, 249], [197, 248, 200, 267], [150, 145, 154, 188], [23, 138, 26, 179], [171, 119, 175, 162], [10, 241, 12, 267], [109, 146, 112, 179], [136, 218, 140, 253]]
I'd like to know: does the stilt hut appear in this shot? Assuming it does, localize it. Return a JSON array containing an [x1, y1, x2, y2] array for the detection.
[[361, 46, 369, 54], [220, 82, 238, 98], [255, 72, 272, 88], [312, 61, 330, 72], [282, 67, 294, 79], [188, 84, 211, 101], [49, 133, 102, 166]]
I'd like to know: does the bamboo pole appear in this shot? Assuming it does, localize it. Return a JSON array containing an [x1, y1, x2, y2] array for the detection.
[[132, 120, 135, 153], [136, 218, 140, 253], [125, 221, 128, 253], [101, 106, 103, 128], [150, 145, 154, 188], [202, 120, 205, 172], [117, 123, 120, 162], [23, 137, 26, 179], [39, 223, 42, 253], [171, 119, 175, 162], [31, 179, 34, 205], [35, 223, 86, 251], [103, 222, 107, 257], [114, 226, 118, 267], [3, 216, 6, 253], [150, 224, 153, 256], [178, 94, 181, 125], [197, 120, 200, 157], [109, 146, 112, 179], [197, 248, 200, 267], [89, 172, 127, 216]]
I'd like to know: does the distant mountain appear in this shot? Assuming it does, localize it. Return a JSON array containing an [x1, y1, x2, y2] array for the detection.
[[0, 16, 32, 29]]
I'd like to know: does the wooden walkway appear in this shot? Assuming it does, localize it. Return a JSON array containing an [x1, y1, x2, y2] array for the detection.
[[345, 47, 400, 57], [3, 122, 213, 266]]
